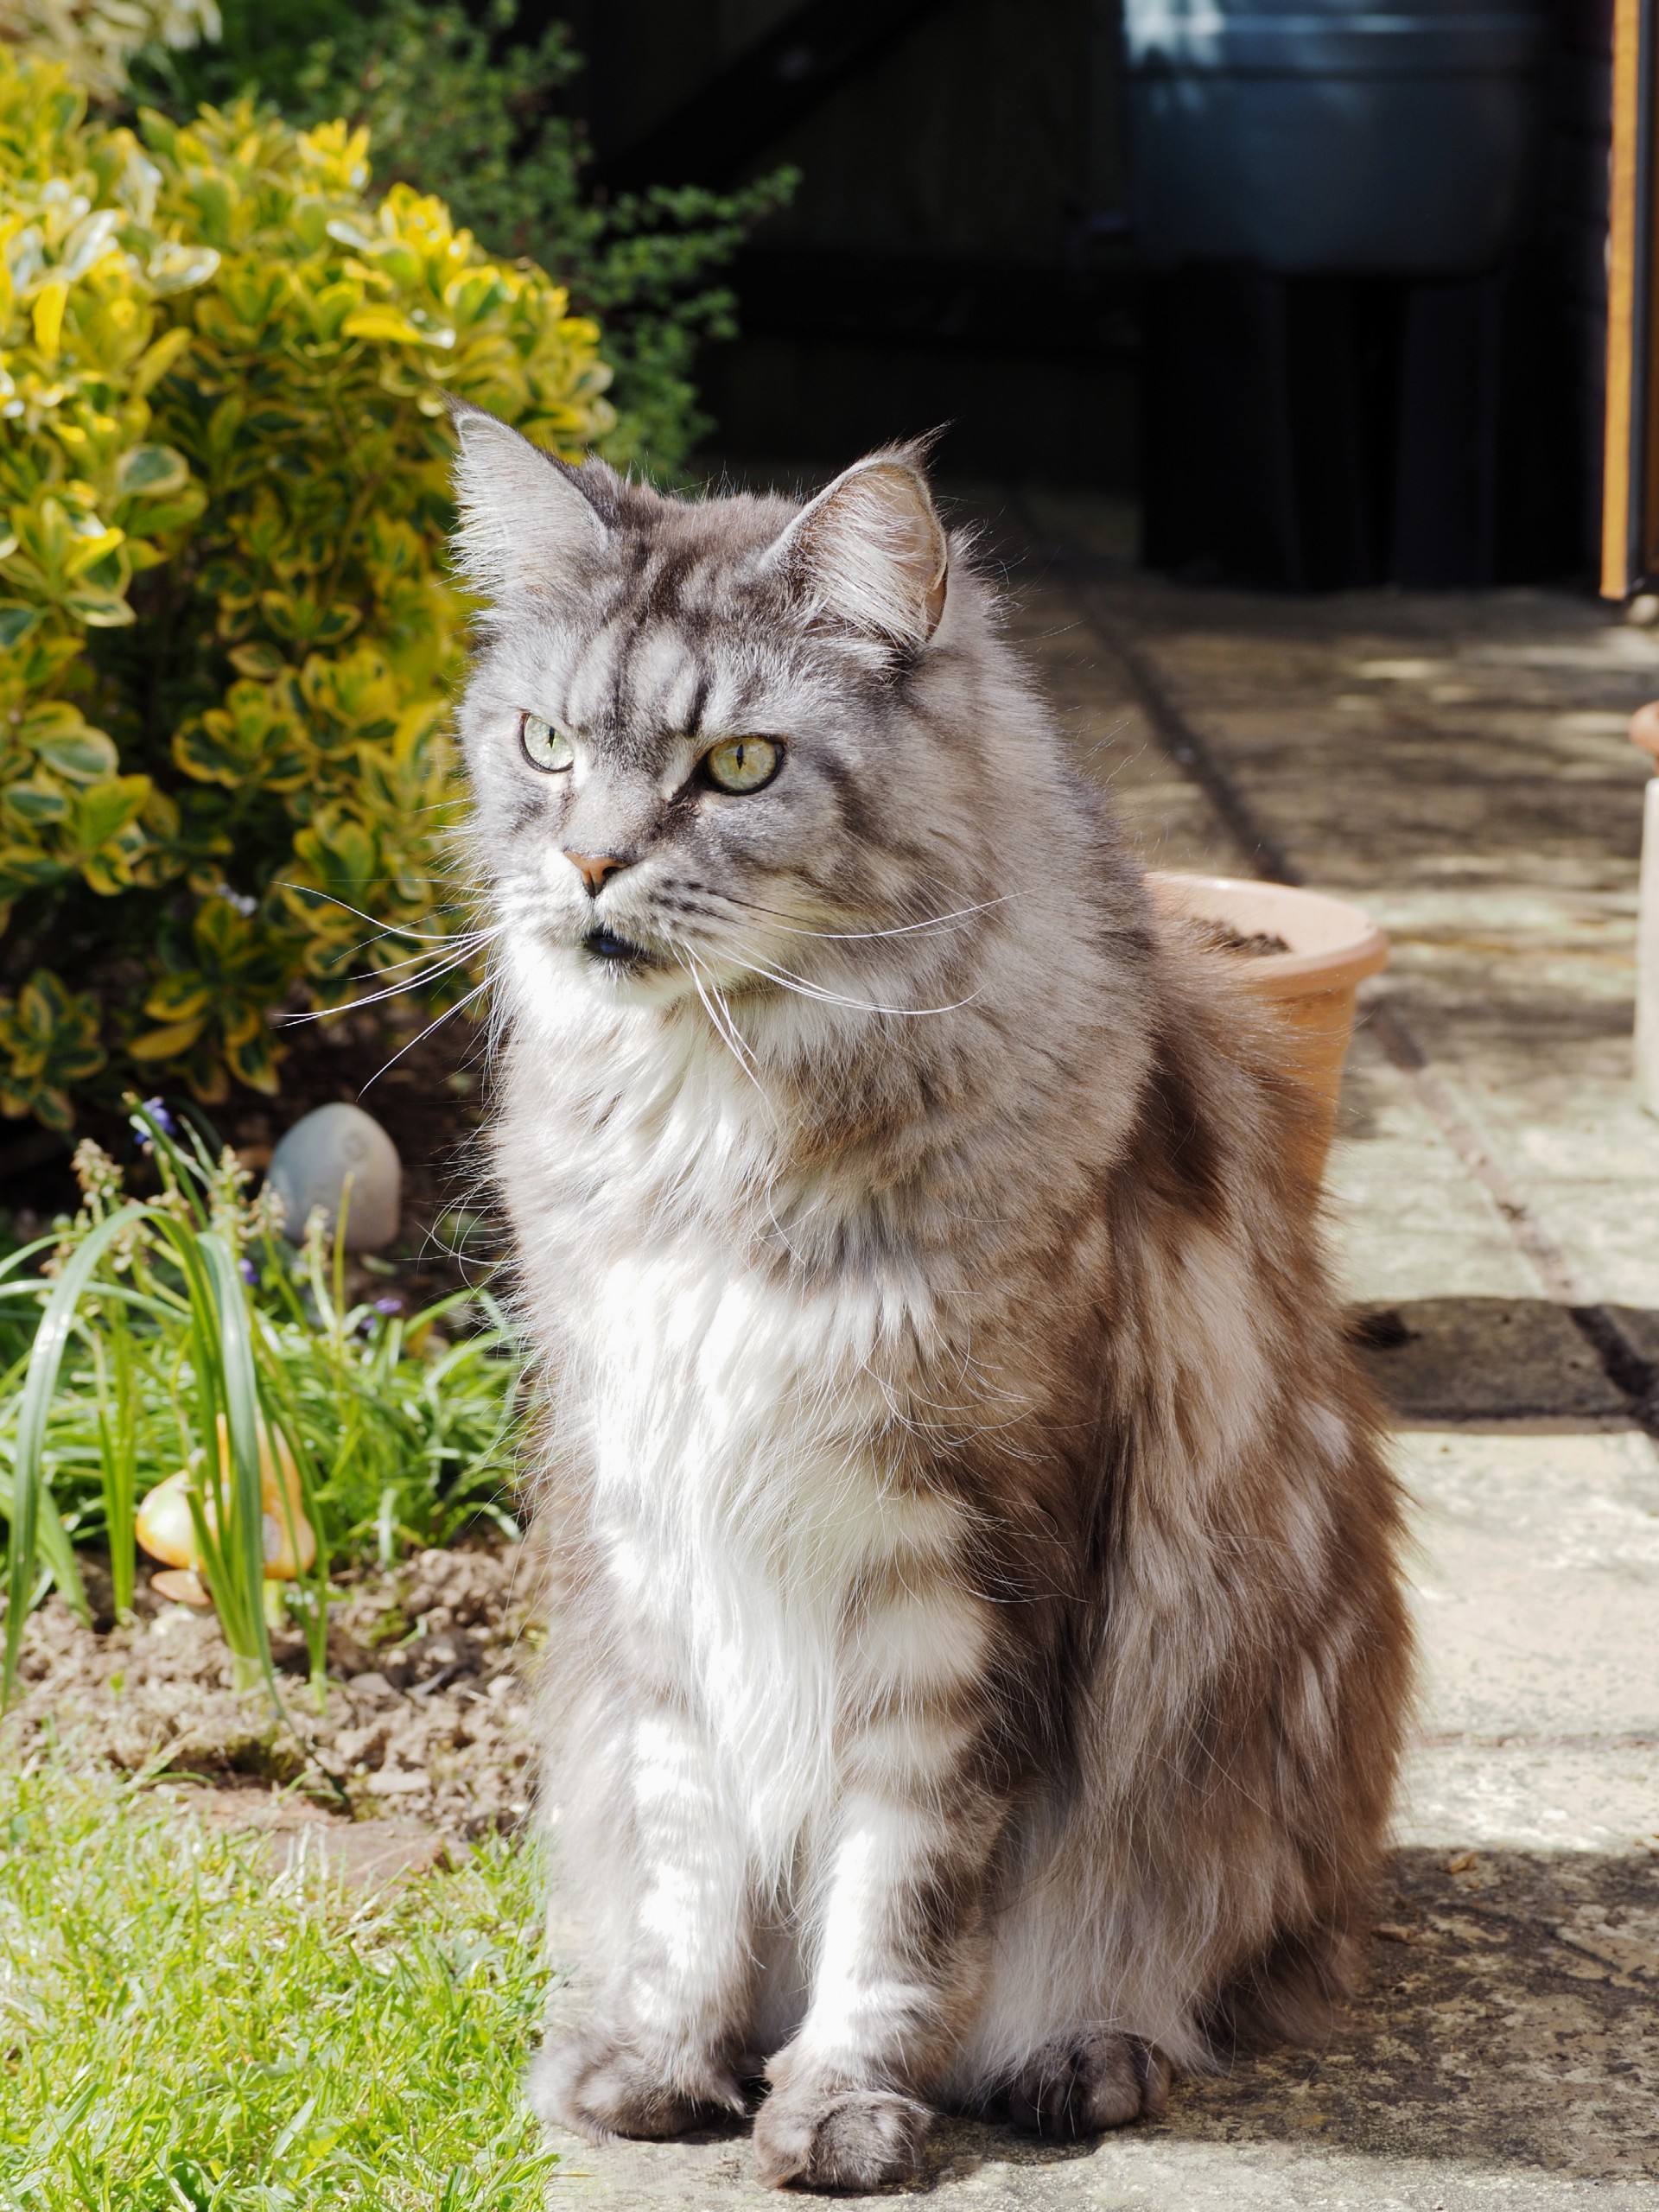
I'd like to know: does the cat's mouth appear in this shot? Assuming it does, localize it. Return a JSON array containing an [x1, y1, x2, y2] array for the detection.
[[582, 926, 658, 969]]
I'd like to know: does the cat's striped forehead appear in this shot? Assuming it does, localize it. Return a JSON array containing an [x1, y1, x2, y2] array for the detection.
[[556, 611, 765, 751], [545, 528, 831, 758]]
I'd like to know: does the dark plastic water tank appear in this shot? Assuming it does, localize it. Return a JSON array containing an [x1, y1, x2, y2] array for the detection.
[[1124, 0, 1552, 272]]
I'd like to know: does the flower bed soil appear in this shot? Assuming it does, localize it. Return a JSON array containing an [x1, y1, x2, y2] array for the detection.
[[4, 1540, 543, 1844]]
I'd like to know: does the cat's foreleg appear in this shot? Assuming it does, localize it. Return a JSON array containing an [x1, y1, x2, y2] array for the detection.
[[531, 1699, 756, 2143], [751, 1773, 1000, 2190]]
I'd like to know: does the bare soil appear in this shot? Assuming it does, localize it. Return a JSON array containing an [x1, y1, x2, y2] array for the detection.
[[1192, 918, 1292, 958], [5, 1541, 543, 1846]]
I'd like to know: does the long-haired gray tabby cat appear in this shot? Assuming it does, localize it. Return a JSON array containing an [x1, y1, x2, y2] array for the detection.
[[449, 403, 1412, 2192]]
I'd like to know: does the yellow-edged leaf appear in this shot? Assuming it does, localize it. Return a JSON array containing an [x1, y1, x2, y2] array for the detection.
[[31, 281, 67, 359]]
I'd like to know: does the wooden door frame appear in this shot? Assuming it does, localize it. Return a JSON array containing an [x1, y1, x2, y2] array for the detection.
[[1605, 0, 1659, 596]]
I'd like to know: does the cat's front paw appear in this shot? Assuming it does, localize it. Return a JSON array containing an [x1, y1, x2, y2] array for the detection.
[[1005, 2030, 1172, 2137], [529, 2023, 747, 2144], [752, 2082, 932, 2191]]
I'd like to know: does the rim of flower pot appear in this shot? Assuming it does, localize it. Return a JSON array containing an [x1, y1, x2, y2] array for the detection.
[[1145, 871, 1389, 1001]]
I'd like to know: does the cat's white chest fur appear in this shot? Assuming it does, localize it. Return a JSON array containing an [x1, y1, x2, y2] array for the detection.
[[578, 1240, 960, 1871]]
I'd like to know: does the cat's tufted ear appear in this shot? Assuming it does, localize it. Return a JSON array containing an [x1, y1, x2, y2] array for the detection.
[[764, 450, 948, 651], [448, 400, 612, 604]]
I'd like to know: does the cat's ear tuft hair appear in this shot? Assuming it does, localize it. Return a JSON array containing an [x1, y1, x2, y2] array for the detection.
[[448, 400, 612, 605], [766, 448, 948, 652]]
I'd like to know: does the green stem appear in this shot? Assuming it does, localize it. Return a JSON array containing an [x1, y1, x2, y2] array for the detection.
[[110, 1309, 137, 1617]]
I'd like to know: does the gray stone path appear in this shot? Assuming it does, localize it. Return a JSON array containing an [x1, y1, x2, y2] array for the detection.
[[549, 523, 1659, 2204]]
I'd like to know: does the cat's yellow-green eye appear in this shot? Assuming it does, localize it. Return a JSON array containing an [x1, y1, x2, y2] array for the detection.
[[520, 713, 574, 772], [702, 735, 782, 794]]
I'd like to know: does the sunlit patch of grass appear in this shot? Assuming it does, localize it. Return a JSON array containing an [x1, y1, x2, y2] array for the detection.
[[0, 1764, 556, 2209]]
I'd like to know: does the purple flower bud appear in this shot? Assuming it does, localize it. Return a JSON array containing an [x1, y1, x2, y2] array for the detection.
[[374, 1294, 404, 1315], [239, 1258, 257, 1285]]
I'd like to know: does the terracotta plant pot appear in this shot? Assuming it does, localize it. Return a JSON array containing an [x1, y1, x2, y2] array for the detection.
[[1146, 871, 1390, 1179]]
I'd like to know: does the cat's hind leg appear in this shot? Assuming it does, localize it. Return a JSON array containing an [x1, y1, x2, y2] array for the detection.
[[934, 1801, 1202, 2139], [1002, 2031, 1172, 2137]]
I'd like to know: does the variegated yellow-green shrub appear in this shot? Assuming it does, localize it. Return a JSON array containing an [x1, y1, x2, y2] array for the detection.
[[0, 0, 222, 105], [0, 41, 614, 1126]]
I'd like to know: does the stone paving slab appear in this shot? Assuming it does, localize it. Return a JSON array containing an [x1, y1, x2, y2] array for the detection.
[[1404, 1742, 1659, 1855], [1402, 1429, 1659, 1743], [1326, 1033, 1546, 1309], [550, 2129, 1659, 2209]]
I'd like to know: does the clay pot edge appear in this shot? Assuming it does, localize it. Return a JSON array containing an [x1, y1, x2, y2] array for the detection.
[[1145, 870, 1389, 1001]]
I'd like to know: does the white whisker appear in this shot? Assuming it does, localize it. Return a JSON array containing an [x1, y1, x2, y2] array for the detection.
[[278, 938, 495, 1024], [717, 893, 1016, 944], [721, 948, 982, 1020], [359, 975, 494, 1091], [276, 883, 483, 944], [340, 925, 502, 979], [675, 938, 769, 1098]]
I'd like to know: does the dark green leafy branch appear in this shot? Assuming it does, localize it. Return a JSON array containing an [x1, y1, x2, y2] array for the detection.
[[132, 0, 798, 476]]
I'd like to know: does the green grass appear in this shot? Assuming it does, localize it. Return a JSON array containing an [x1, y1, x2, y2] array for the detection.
[[0, 1764, 558, 2209]]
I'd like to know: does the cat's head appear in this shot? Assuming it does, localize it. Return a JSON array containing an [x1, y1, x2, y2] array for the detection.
[[450, 404, 1010, 1027]]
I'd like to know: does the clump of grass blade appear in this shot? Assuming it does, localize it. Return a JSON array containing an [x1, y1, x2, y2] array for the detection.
[[0, 1761, 557, 2209]]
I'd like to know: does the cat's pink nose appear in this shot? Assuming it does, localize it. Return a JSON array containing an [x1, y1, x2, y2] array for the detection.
[[565, 851, 629, 897]]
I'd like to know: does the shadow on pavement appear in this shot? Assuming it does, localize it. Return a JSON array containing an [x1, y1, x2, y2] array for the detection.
[[1135, 1846, 1659, 2184], [1348, 1298, 1659, 1425]]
